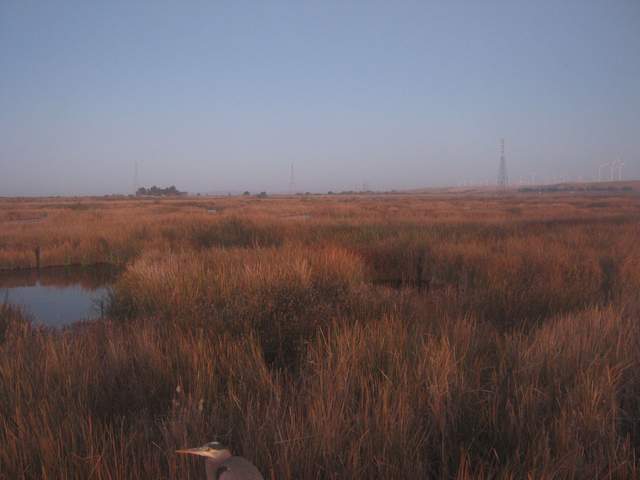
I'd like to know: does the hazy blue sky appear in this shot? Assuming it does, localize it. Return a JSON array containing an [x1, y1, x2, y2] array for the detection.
[[1, 1, 638, 195]]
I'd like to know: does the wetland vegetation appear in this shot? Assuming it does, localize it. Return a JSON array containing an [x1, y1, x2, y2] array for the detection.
[[1, 192, 639, 478]]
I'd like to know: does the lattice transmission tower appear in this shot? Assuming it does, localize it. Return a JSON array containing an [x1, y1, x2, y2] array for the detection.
[[497, 138, 508, 190], [133, 160, 140, 194], [288, 162, 296, 194]]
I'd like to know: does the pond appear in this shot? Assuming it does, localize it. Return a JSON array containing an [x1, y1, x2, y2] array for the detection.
[[0, 265, 119, 327]]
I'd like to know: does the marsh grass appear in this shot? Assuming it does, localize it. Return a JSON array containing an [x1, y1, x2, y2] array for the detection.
[[1, 193, 640, 478]]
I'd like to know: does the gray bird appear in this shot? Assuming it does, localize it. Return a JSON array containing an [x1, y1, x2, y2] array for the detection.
[[176, 441, 264, 480]]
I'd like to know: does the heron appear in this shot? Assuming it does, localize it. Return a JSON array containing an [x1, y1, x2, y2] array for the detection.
[[176, 441, 264, 480]]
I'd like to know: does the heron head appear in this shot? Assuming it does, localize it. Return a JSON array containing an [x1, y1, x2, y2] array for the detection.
[[176, 441, 232, 461]]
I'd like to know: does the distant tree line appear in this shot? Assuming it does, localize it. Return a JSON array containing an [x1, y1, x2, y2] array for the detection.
[[136, 185, 186, 196], [241, 191, 269, 198]]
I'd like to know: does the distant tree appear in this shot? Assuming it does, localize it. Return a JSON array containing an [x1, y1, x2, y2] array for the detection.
[[257, 191, 268, 198], [243, 191, 251, 196], [136, 185, 185, 197]]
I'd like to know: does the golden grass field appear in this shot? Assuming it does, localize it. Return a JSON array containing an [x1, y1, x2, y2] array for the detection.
[[1, 191, 640, 479]]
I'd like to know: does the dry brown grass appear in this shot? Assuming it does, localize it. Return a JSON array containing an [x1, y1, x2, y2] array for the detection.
[[1, 192, 640, 478]]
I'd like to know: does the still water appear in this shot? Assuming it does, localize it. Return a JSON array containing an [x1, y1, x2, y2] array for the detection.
[[0, 266, 119, 327]]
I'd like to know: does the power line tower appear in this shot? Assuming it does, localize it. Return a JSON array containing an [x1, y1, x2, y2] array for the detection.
[[288, 162, 296, 194], [133, 160, 140, 194], [497, 138, 508, 190]]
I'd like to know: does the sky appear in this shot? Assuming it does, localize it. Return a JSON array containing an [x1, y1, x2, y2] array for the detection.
[[1, 1, 639, 196]]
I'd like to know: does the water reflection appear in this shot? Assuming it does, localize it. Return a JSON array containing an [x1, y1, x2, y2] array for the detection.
[[0, 265, 119, 327]]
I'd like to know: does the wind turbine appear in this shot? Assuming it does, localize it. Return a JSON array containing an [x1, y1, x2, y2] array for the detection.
[[599, 162, 611, 182], [617, 160, 624, 181], [610, 161, 616, 181]]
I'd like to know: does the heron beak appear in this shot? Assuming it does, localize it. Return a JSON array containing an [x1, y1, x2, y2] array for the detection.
[[176, 446, 209, 457]]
